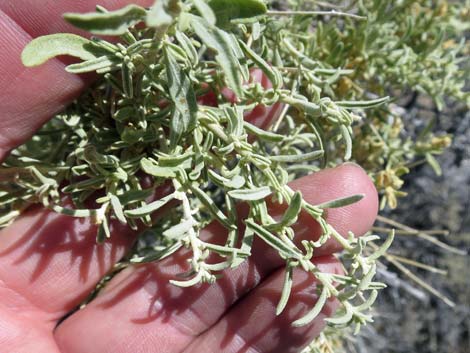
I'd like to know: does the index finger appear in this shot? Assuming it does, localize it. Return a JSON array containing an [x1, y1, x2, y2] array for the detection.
[[0, 0, 153, 161], [54, 164, 378, 353]]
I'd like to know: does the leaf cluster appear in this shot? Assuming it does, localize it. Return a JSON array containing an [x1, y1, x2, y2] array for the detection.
[[0, 0, 467, 344]]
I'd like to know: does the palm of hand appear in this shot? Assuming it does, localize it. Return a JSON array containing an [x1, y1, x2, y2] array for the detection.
[[0, 1, 378, 352]]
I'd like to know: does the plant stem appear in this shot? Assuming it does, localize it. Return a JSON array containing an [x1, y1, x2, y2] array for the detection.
[[266, 10, 366, 21]]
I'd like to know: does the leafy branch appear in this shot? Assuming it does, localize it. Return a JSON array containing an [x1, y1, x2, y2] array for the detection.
[[1, 0, 467, 343]]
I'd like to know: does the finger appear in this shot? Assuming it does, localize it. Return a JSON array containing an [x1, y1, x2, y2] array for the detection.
[[0, 74, 281, 324], [0, 0, 153, 161], [268, 162, 379, 256], [0, 284, 60, 353], [0, 1, 274, 162], [0, 0, 154, 38], [54, 164, 378, 353], [0, 179, 172, 324], [0, 205, 136, 323], [0, 9, 84, 162], [185, 256, 342, 353]]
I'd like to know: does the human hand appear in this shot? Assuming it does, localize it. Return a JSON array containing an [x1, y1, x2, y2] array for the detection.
[[0, 1, 379, 352]]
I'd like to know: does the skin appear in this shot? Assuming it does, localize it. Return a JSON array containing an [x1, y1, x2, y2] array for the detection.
[[0, 1, 379, 352]]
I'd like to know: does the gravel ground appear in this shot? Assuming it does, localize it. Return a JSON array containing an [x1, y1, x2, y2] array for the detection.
[[350, 98, 470, 353]]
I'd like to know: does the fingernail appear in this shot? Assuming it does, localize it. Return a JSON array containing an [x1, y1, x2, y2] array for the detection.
[[343, 161, 361, 168]]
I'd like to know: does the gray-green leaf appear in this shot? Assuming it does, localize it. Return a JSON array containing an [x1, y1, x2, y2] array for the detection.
[[204, 242, 251, 257], [109, 194, 127, 224], [238, 40, 281, 89], [340, 125, 352, 160], [165, 46, 198, 147], [231, 225, 254, 267], [118, 188, 154, 205], [208, 170, 245, 189], [279, 191, 302, 227], [224, 106, 244, 137], [192, 0, 216, 25], [245, 219, 303, 260], [131, 241, 183, 263], [175, 31, 198, 64], [22, 34, 97, 67], [146, 0, 181, 31], [425, 153, 442, 176], [281, 96, 322, 117], [208, 0, 267, 27], [315, 194, 364, 209], [270, 150, 324, 163], [228, 186, 272, 201], [65, 55, 119, 74], [191, 185, 233, 229], [64, 5, 147, 35], [163, 219, 194, 239], [244, 122, 284, 142], [367, 230, 395, 261], [292, 286, 329, 326], [191, 16, 245, 97], [141, 158, 177, 178], [336, 96, 390, 109], [124, 193, 175, 218], [276, 264, 294, 315]]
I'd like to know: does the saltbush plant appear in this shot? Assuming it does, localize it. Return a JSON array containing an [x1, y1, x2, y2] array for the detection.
[[1, 0, 468, 351]]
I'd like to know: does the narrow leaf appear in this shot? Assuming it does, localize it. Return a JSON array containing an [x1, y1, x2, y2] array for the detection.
[[96, 222, 107, 243], [315, 194, 364, 209], [64, 5, 147, 35], [224, 106, 244, 137], [231, 224, 255, 267], [293, 286, 328, 327], [270, 150, 324, 163], [109, 194, 126, 224], [208, 0, 267, 27], [208, 170, 245, 189], [336, 96, 390, 109], [165, 46, 198, 147], [191, 16, 244, 97], [157, 149, 195, 167], [425, 153, 442, 176], [340, 125, 352, 160], [163, 219, 194, 239], [118, 188, 154, 205], [279, 191, 302, 227], [358, 264, 377, 291], [192, 0, 216, 25], [170, 271, 203, 287], [141, 158, 177, 178], [204, 242, 251, 257], [325, 303, 354, 325], [146, 0, 181, 30], [356, 290, 379, 311], [125, 193, 175, 217], [48, 205, 94, 218], [228, 186, 272, 201], [238, 40, 281, 89], [65, 55, 118, 74], [122, 63, 134, 98], [62, 177, 105, 193], [244, 122, 284, 142], [22, 34, 96, 67], [245, 219, 303, 260], [276, 264, 294, 315], [175, 31, 198, 64], [367, 230, 395, 261], [281, 96, 321, 116], [131, 241, 183, 263], [191, 186, 233, 229]]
